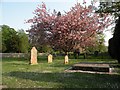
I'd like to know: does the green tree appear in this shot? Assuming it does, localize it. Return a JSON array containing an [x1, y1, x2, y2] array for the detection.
[[108, 16, 120, 63], [0, 29, 2, 52], [95, 34, 107, 52], [1, 25, 20, 53], [97, 1, 120, 18], [1, 25, 29, 53], [85, 33, 107, 54], [37, 45, 53, 53], [17, 29, 29, 53]]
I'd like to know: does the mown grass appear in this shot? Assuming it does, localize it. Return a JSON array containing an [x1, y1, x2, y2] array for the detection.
[[2, 56, 120, 88]]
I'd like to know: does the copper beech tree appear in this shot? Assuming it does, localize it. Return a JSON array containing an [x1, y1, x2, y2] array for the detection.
[[26, 2, 112, 54]]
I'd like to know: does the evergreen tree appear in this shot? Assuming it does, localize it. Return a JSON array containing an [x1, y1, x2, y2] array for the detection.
[[108, 16, 120, 63]]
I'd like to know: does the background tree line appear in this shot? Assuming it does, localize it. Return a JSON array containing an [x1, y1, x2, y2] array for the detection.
[[0, 25, 29, 53], [0, 25, 54, 53], [0, 24, 107, 55]]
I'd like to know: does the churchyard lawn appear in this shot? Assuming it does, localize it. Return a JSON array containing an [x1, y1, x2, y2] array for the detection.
[[2, 56, 120, 88]]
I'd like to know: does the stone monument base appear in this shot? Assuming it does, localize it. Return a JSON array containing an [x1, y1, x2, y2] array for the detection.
[[65, 62, 117, 74]]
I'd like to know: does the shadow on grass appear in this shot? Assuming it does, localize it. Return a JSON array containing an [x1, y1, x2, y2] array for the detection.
[[4, 71, 120, 88]]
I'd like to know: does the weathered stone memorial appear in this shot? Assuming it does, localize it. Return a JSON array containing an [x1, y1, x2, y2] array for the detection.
[[64, 55, 69, 64], [72, 63, 110, 72], [30, 47, 38, 65], [48, 54, 53, 63], [65, 62, 116, 74]]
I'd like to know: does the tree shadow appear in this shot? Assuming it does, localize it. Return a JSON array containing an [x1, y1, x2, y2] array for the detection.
[[3, 71, 120, 88]]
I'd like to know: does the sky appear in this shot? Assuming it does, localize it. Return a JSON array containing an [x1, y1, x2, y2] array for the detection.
[[1, 0, 87, 30], [0, 0, 113, 46]]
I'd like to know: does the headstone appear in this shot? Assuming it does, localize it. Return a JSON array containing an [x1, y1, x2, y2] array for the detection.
[[48, 54, 53, 63], [64, 55, 69, 64], [30, 47, 38, 65]]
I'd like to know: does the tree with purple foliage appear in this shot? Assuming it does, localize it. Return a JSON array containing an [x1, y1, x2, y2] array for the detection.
[[26, 1, 112, 55]]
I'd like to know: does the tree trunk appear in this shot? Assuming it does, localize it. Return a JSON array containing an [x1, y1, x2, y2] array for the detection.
[[65, 52, 68, 55], [118, 59, 120, 64], [84, 53, 86, 59]]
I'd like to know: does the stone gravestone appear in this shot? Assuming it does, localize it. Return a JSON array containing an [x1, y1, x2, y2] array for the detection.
[[64, 55, 69, 64], [30, 47, 38, 65], [48, 54, 53, 63]]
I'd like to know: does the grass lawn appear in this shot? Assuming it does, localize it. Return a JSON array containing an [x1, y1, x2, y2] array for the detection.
[[2, 56, 120, 88]]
